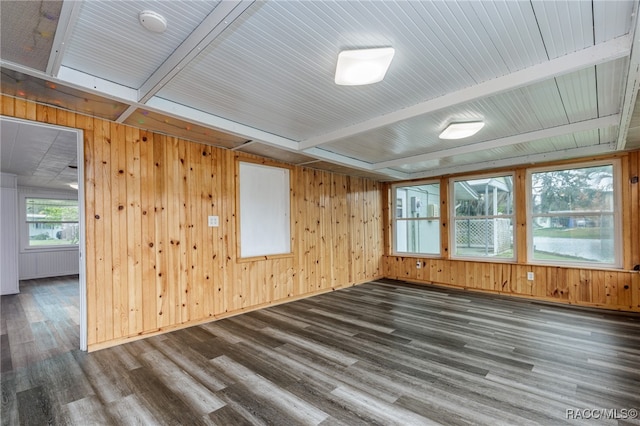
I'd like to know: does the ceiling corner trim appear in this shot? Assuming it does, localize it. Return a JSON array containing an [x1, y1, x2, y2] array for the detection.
[[1, 60, 138, 103], [45, 0, 83, 77], [144, 96, 299, 150], [299, 34, 632, 151]]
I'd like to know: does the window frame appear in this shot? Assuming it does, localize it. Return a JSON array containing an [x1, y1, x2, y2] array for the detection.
[[391, 179, 441, 257], [526, 159, 622, 268], [21, 194, 80, 252], [449, 171, 516, 262]]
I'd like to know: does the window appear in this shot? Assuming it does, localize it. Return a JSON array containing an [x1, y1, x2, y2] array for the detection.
[[393, 181, 440, 255], [528, 161, 619, 266], [451, 174, 514, 260], [26, 197, 79, 247]]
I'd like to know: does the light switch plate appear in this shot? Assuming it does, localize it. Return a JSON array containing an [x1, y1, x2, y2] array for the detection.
[[208, 216, 219, 227], [527, 272, 534, 281]]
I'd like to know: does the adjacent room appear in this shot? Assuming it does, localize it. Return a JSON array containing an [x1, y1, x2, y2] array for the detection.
[[1, 0, 639, 424]]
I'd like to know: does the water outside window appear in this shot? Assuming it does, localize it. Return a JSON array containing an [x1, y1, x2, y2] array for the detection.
[[530, 164, 616, 265]]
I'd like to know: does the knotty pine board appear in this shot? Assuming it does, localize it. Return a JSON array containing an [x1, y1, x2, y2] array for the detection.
[[0, 95, 385, 349]]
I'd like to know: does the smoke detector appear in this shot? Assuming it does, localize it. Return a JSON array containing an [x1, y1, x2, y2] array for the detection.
[[138, 10, 167, 33]]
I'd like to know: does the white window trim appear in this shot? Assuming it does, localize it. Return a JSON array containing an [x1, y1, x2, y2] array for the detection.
[[20, 191, 80, 253], [449, 171, 516, 262], [391, 179, 441, 257], [526, 159, 622, 268]]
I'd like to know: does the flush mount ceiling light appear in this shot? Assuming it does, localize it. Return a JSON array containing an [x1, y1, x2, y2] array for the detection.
[[439, 121, 485, 139], [335, 47, 395, 86], [139, 10, 167, 33]]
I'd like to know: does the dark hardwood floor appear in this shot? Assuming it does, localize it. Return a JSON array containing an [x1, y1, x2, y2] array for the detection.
[[2, 276, 639, 425]]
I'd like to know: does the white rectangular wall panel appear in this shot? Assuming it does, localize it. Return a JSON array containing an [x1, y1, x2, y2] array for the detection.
[[1, 173, 19, 295]]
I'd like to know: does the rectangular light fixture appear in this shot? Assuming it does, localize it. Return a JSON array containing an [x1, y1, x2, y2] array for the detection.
[[439, 121, 485, 139], [335, 47, 395, 86]]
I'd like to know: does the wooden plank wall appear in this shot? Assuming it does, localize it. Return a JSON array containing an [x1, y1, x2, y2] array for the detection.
[[1, 96, 384, 349], [384, 151, 640, 312]]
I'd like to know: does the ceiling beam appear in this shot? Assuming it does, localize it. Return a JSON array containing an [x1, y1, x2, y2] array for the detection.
[[408, 143, 617, 180], [116, 0, 255, 123], [373, 115, 620, 170], [299, 35, 632, 150], [46, 0, 83, 77], [302, 147, 409, 180], [57, 66, 138, 102]]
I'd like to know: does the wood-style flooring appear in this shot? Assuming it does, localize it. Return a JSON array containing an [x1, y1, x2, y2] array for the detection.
[[2, 276, 640, 425]]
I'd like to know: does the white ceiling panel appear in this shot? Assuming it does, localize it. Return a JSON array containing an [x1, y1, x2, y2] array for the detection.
[[63, 0, 220, 88], [467, 1, 548, 72], [593, 0, 637, 43], [556, 67, 598, 123], [532, 0, 594, 59], [319, 78, 573, 164], [596, 57, 630, 116]]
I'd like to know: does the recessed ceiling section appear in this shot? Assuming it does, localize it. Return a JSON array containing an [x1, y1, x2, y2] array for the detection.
[[0, 0, 638, 183], [62, 0, 220, 88], [123, 109, 247, 149], [0, 1, 62, 72], [317, 60, 624, 166], [0, 68, 129, 121], [156, 0, 555, 142]]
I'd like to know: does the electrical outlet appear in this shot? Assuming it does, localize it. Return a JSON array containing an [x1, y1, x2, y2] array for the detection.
[[527, 272, 534, 281], [416, 261, 421, 269], [208, 215, 219, 227]]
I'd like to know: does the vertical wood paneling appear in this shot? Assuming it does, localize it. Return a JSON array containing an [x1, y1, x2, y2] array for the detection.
[[384, 255, 639, 311], [153, 134, 169, 327], [439, 178, 449, 259], [150, 134, 168, 328], [94, 118, 110, 342], [515, 168, 527, 264], [628, 151, 640, 270], [166, 137, 181, 324], [125, 126, 143, 335], [139, 132, 156, 333], [1, 96, 15, 115], [111, 122, 128, 338], [332, 174, 349, 288]]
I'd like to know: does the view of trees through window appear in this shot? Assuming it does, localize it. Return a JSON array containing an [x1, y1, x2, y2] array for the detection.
[[26, 198, 79, 246], [530, 164, 616, 265]]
